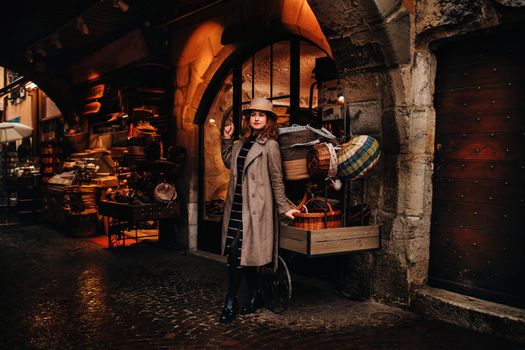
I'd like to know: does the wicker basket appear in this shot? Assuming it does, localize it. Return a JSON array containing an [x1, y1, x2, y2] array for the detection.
[[337, 135, 380, 180], [63, 132, 88, 153], [278, 125, 338, 181], [282, 159, 308, 180], [294, 197, 342, 230], [307, 143, 338, 179]]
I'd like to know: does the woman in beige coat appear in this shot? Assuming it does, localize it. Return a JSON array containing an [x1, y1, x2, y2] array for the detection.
[[219, 98, 300, 324]]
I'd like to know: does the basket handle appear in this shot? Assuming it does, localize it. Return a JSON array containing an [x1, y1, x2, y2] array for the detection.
[[286, 192, 309, 210], [301, 197, 334, 214]]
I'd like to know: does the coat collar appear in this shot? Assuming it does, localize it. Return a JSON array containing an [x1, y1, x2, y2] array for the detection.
[[231, 136, 271, 175], [244, 141, 263, 171]]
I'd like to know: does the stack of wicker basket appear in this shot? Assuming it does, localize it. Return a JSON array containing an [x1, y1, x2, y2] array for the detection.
[[278, 125, 337, 181]]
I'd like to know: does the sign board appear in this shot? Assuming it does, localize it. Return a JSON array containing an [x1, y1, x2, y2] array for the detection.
[[319, 80, 344, 121]]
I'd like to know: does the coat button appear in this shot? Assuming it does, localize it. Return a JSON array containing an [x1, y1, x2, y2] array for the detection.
[[252, 193, 256, 198], [252, 210, 256, 215], [251, 174, 255, 180]]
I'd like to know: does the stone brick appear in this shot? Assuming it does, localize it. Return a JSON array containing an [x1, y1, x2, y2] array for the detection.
[[188, 224, 198, 250], [191, 82, 209, 111], [406, 236, 430, 264], [174, 88, 185, 107], [407, 107, 435, 155], [409, 259, 429, 285], [176, 65, 190, 87], [387, 66, 412, 108], [412, 51, 436, 107], [391, 215, 428, 240], [341, 73, 384, 103], [396, 153, 433, 217]]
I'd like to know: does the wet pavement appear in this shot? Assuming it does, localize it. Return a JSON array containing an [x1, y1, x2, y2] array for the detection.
[[0, 224, 522, 349]]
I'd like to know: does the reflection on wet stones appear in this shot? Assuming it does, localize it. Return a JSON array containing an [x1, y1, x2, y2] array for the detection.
[[370, 312, 402, 323], [0, 225, 520, 349]]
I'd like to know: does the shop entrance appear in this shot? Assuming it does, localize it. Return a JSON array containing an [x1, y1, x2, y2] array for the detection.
[[430, 27, 525, 308], [197, 37, 328, 254]]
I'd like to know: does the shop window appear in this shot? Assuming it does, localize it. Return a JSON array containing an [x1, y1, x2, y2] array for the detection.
[[198, 38, 328, 254]]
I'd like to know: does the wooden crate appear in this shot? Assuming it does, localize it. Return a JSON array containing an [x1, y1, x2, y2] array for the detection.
[[279, 223, 380, 256]]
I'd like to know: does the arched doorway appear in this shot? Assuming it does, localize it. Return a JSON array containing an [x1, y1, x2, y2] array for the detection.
[[196, 36, 331, 254]]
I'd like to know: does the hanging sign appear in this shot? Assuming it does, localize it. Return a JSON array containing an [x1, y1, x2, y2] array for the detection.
[[319, 80, 343, 121]]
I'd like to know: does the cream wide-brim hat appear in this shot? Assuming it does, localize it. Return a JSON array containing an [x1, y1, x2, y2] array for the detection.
[[241, 97, 278, 120]]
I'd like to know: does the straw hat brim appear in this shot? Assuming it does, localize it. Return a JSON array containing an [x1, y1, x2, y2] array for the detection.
[[242, 108, 278, 120]]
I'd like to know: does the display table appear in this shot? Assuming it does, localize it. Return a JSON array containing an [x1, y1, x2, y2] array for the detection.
[[98, 200, 181, 248], [42, 184, 100, 237]]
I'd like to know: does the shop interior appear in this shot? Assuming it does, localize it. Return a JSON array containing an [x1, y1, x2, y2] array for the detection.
[[1, 58, 183, 248]]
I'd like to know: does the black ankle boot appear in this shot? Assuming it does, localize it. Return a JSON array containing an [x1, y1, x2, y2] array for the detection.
[[219, 296, 238, 324], [240, 289, 264, 315]]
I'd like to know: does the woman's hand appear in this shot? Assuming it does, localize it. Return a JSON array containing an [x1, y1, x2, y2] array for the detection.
[[284, 208, 301, 219], [223, 123, 235, 139]]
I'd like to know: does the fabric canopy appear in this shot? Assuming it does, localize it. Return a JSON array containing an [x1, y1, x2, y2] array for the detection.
[[0, 122, 33, 143]]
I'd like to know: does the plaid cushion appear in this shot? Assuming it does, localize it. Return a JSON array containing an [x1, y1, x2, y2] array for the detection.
[[337, 135, 380, 180]]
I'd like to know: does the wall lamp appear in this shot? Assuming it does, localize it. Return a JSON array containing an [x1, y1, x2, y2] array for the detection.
[[113, 0, 130, 13], [76, 16, 90, 35]]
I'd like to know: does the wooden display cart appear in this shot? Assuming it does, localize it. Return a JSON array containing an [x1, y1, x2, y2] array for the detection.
[[259, 222, 380, 314], [279, 223, 380, 256]]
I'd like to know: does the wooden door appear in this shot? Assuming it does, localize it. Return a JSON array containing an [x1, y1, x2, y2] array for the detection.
[[430, 27, 525, 308]]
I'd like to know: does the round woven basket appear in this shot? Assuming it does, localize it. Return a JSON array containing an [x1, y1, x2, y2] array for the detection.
[[307, 143, 338, 179], [337, 135, 380, 180], [294, 197, 342, 230]]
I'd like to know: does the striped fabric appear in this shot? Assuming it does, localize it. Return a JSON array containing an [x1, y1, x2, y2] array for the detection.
[[225, 136, 256, 268], [337, 135, 380, 180]]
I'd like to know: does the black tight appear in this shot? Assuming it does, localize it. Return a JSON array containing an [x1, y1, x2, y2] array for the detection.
[[226, 266, 259, 298], [244, 266, 258, 290], [226, 232, 259, 298]]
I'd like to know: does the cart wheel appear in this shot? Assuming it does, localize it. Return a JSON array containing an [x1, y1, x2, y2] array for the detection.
[[260, 255, 292, 314]]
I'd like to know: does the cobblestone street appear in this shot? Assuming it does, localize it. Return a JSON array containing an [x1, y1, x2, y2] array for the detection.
[[0, 224, 521, 349]]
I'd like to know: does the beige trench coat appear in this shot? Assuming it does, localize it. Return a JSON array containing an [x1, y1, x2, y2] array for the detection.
[[221, 136, 292, 267]]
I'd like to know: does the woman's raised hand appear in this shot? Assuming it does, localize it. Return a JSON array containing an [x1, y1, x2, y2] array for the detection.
[[223, 123, 235, 139]]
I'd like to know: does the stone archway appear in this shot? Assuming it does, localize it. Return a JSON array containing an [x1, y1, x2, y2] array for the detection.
[[171, 0, 428, 308]]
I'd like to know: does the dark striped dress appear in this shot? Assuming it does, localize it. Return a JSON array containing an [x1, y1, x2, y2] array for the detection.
[[225, 135, 257, 268]]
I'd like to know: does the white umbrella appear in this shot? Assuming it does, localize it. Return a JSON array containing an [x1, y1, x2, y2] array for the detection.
[[0, 122, 33, 144]]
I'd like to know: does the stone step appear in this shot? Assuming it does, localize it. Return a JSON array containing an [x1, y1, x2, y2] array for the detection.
[[411, 286, 525, 344]]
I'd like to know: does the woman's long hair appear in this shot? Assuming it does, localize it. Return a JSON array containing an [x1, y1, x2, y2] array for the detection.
[[240, 114, 278, 142]]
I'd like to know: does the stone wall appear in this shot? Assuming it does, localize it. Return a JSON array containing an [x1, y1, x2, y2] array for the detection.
[[311, 0, 525, 308], [310, 0, 421, 307]]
